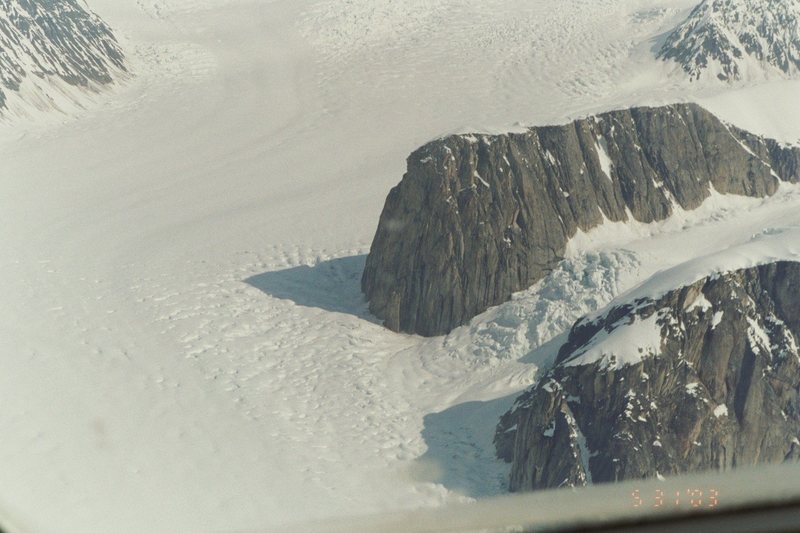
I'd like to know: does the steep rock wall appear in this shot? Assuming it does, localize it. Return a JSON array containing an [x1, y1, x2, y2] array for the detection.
[[362, 103, 800, 336], [495, 262, 800, 491]]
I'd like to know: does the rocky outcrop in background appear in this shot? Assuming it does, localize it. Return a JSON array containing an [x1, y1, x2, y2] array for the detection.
[[495, 261, 800, 492], [362, 103, 800, 336], [657, 0, 800, 82], [0, 0, 126, 110]]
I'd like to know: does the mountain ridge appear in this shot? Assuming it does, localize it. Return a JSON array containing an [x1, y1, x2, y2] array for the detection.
[[658, 0, 800, 82], [0, 0, 126, 113]]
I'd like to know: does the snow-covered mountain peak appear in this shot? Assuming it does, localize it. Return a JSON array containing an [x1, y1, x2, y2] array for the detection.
[[0, 0, 126, 115], [658, 0, 800, 82]]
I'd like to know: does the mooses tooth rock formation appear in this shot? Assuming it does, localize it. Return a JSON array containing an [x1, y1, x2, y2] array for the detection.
[[495, 262, 800, 492], [362, 103, 800, 336]]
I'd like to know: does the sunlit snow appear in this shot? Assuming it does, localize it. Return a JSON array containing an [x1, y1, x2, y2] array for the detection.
[[1, 0, 800, 531]]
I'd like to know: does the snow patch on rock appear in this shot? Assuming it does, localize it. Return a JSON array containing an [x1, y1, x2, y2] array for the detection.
[[564, 312, 663, 370]]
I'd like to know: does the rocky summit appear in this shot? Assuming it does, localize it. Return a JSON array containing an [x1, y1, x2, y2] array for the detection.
[[362, 103, 800, 336], [495, 261, 800, 492], [658, 0, 800, 82], [0, 0, 126, 110]]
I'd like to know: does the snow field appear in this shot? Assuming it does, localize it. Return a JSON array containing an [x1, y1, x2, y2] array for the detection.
[[1, 0, 800, 531]]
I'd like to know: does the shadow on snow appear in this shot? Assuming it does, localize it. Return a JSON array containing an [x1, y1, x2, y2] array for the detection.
[[244, 254, 379, 323], [414, 394, 518, 499], [414, 335, 564, 498]]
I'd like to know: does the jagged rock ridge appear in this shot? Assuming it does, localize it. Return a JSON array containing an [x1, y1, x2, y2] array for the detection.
[[495, 261, 800, 492], [657, 0, 800, 81], [0, 0, 126, 110], [362, 103, 800, 336]]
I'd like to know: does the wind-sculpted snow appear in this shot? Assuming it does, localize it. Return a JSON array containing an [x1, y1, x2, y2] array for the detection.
[[3, 0, 800, 530], [136, 0, 237, 18], [300, 0, 685, 105], [659, 0, 800, 82], [0, 0, 126, 113]]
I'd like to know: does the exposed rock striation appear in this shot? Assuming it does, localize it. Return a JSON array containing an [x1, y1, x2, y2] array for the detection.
[[0, 0, 126, 111], [495, 261, 800, 492], [362, 103, 800, 336], [657, 0, 800, 82]]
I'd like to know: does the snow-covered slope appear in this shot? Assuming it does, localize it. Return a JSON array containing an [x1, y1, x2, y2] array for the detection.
[[0, 0, 126, 116], [0, 0, 799, 531], [658, 0, 800, 82]]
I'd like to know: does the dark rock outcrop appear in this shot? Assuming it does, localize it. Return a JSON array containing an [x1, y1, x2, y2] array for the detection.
[[362, 103, 800, 336], [0, 0, 126, 110], [657, 0, 800, 82], [496, 261, 800, 492]]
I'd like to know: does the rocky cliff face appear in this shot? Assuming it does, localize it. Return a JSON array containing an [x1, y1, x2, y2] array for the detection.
[[0, 0, 126, 110], [362, 103, 800, 336], [657, 0, 800, 82], [495, 261, 800, 492]]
